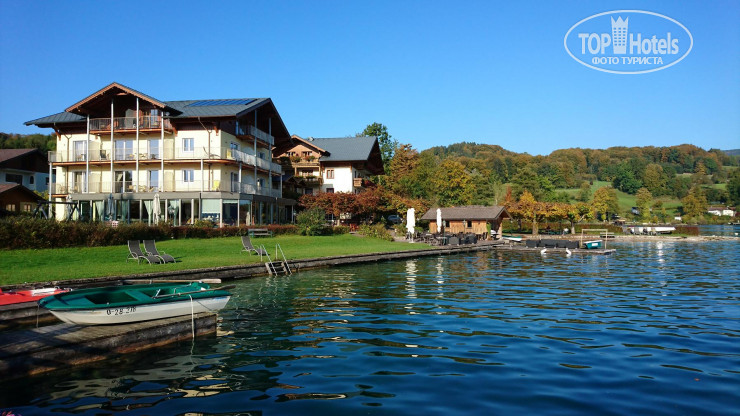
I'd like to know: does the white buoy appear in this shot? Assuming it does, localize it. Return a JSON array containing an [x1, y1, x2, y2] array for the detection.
[[540, 248, 547, 255]]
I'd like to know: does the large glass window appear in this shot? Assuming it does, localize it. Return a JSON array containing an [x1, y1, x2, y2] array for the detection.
[[115, 171, 133, 193], [114, 140, 134, 160], [149, 140, 160, 159], [148, 170, 159, 191], [73, 141, 86, 161], [183, 169, 195, 183]]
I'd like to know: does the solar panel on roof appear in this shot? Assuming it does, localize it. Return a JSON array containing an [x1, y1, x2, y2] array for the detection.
[[187, 99, 254, 107]]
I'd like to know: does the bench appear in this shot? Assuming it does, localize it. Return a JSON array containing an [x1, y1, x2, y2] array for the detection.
[[248, 228, 273, 237], [600, 232, 616, 239]]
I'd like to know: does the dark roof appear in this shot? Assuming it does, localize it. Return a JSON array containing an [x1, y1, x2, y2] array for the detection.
[[0, 148, 40, 164], [420, 206, 510, 221], [24, 83, 288, 141], [25, 98, 273, 126], [0, 183, 44, 201], [311, 137, 377, 162], [0, 148, 48, 172]]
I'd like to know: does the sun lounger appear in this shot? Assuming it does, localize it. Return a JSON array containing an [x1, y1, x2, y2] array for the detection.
[[241, 236, 267, 257], [144, 240, 176, 263], [127, 240, 162, 264]]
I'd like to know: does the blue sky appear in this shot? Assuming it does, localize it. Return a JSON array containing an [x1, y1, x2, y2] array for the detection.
[[0, 1, 737, 155]]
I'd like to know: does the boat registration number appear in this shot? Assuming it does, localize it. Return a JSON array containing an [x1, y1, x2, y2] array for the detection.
[[107, 306, 137, 316]]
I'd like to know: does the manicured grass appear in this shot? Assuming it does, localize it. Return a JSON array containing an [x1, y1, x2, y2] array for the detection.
[[0, 235, 431, 286]]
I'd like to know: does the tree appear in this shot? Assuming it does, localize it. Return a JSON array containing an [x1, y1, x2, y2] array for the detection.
[[635, 187, 653, 221], [512, 190, 548, 235], [360, 123, 398, 174], [642, 163, 667, 196], [612, 163, 642, 194], [511, 165, 554, 201], [577, 181, 591, 202], [681, 186, 707, 219], [727, 170, 740, 207], [429, 159, 473, 206], [592, 186, 619, 221], [386, 143, 420, 197]]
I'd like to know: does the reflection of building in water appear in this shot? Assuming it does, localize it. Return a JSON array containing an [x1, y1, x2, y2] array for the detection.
[[405, 260, 418, 301]]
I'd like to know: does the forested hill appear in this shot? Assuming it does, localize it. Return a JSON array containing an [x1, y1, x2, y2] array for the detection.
[[725, 149, 740, 156], [403, 142, 739, 206], [0, 132, 56, 152]]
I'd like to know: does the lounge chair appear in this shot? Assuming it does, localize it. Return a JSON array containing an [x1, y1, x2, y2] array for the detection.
[[143, 240, 176, 263], [127, 240, 162, 264], [241, 236, 267, 258]]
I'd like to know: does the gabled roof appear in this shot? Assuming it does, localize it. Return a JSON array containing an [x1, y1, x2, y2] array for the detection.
[[25, 84, 291, 142], [0, 148, 41, 164], [65, 82, 171, 115], [420, 206, 510, 221], [0, 148, 48, 172], [0, 183, 44, 201]]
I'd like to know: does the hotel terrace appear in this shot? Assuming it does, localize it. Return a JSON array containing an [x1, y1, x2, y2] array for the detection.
[[26, 82, 294, 226]]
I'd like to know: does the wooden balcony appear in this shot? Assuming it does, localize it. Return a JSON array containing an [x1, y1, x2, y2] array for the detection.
[[89, 116, 172, 134]]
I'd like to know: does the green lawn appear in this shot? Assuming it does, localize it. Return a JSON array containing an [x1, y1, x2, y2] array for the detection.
[[0, 235, 431, 285]]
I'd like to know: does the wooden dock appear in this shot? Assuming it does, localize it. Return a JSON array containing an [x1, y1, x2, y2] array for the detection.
[[492, 245, 616, 255], [0, 313, 217, 380]]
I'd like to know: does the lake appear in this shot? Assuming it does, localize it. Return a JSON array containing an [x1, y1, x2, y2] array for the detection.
[[2, 240, 739, 415]]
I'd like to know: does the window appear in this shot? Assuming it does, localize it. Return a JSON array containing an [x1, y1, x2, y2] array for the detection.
[[148, 170, 159, 190], [465, 220, 473, 228], [326, 169, 334, 179], [115, 170, 133, 193], [301, 151, 312, 158], [257, 178, 265, 188], [149, 140, 160, 159], [230, 142, 239, 151], [73, 141, 86, 161], [183, 138, 194, 153], [326, 188, 334, 193], [114, 140, 134, 160], [5, 204, 15, 211], [23, 203, 33, 212], [29, 176, 35, 185], [6, 173, 22, 184], [73, 171, 85, 193], [258, 151, 265, 160], [183, 169, 194, 183]]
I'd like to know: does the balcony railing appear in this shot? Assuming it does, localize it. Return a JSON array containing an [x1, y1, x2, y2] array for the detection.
[[89, 116, 172, 133], [51, 147, 282, 179], [53, 180, 282, 197], [236, 125, 274, 146]]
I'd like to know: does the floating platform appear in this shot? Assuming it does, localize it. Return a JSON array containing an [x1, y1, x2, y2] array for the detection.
[[492, 245, 616, 255], [0, 313, 217, 380], [0, 302, 57, 330]]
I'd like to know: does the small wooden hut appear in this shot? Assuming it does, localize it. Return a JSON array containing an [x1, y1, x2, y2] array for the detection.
[[420, 206, 510, 238]]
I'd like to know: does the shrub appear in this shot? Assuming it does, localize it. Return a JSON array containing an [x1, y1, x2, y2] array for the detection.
[[295, 208, 327, 236], [358, 223, 394, 241]]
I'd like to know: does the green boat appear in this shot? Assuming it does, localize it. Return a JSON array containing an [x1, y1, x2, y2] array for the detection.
[[39, 282, 233, 325], [583, 240, 603, 249]]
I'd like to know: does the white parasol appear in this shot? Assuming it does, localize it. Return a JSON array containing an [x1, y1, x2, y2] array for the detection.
[[153, 193, 161, 225], [406, 207, 416, 241], [436, 208, 442, 234]]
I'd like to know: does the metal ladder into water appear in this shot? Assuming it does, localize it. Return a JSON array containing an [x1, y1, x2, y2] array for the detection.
[[264, 243, 292, 275]]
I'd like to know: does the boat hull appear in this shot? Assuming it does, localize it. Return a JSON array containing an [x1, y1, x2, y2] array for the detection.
[[584, 240, 603, 249], [0, 288, 68, 306], [47, 295, 231, 325]]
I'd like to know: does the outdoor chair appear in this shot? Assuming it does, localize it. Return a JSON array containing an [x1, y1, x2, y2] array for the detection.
[[241, 236, 267, 258], [448, 236, 460, 246], [127, 240, 162, 264], [144, 240, 176, 263]]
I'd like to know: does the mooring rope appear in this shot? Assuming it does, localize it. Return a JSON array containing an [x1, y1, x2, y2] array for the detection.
[[189, 294, 195, 339]]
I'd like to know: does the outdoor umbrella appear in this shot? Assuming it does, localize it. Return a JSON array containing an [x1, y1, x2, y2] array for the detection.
[[436, 208, 442, 234], [406, 207, 415, 241], [153, 193, 161, 225]]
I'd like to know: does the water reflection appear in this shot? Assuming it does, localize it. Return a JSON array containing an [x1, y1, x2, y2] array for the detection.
[[2, 241, 739, 415]]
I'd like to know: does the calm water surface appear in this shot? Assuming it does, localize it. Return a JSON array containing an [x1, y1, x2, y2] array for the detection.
[[2, 240, 739, 415]]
